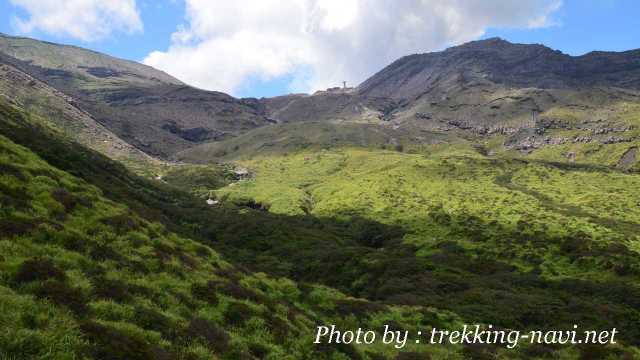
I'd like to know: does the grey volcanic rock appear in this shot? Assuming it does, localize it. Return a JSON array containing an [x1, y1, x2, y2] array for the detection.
[[617, 147, 638, 170], [2, 34, 640, 161], [358, 37, 640, 100], [261, 90, 395, 124], [0, 34, 272, 158], [341, 38, 640, 149]]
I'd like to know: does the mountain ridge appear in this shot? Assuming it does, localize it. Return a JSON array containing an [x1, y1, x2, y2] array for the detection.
[[1, 34, 640, 162], [0, 34, 273, 158], [357, 36, 640, 100]]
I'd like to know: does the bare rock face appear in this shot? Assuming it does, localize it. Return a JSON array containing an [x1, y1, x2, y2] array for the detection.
[[617, 147, 638, 170], [3, 33, 640, 160], [348, 37, 640, 147], [358, 37, 640, 100], [601, 136, 631, 144], [0, 34, 272, 158]]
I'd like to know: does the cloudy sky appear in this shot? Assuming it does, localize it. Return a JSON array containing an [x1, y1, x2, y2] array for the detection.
[[1, 0, 639, 97]]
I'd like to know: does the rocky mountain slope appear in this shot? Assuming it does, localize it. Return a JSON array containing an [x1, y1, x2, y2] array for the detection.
[[262, 37, 640, 129], [0, 51, 158, 169], [359, 37, 640, 99], [0, 34, 272, 158], [177, 38, 640, 162], [1, 34, 639, 165], [355, 38, 640, 140]]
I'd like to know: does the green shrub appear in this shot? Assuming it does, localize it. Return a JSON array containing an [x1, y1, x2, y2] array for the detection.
[[190, 281, 219, 305], [333, 299, 388, 318], [264, 313, 291, 342], [365, 351, 388, 360], [89, 243, 123, 262], [133, 306, 175, 340], [92, 278, 133, 303], [216, 282, 265, 303], [395, 352, 430, 360], [14, 258, 66, 284], [100, 214, 139, 234], [80, 321, 172, 360], [0, 182, 32, 210], [34, 281, 87, 315], [223, 302, 254, 326], [183, 318, 230, 354], [50, 187, 77, 213], [0, 215, 36, 237], [248, 342, 270, 358], [461, 343, 496, 360]]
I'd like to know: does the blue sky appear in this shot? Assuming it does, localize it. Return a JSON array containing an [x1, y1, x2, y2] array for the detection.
[[482, 0, 640, 55], [1, 0, 638, 98]]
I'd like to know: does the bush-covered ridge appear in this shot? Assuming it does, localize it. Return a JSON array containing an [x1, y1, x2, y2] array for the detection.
[[209, 147, 640, 357], [2, 101, 640, 359], [0, 101, 472, 359]]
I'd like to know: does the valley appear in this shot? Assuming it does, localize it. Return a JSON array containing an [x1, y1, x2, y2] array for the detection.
[[1, 32, 640, 359]]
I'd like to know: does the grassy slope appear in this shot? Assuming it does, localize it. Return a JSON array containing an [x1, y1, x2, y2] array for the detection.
[[176, 121, 454, 162], [3, 99, 640, 358], [0, 101, 479, 359], [210, 145, 640, 357]]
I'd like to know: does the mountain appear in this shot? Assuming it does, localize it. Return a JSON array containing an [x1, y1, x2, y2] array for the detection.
[[0, 34, 273, 158], [3, 34, 639, 164], [355, 37, 640, 137], [3, 34, 640, 360], [175, 38, 640, 162], [358, 37, 640, 99], [259, 88, 396, 124], [0, 50, 159, 171]]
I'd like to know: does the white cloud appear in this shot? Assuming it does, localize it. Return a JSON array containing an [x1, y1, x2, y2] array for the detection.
[[10, 0, 143, 42], [144, 0, 561, 96]]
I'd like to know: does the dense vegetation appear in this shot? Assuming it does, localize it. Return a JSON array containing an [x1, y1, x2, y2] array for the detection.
[[2, 97, 640, 359], [208, 146, 640, 358], [3, 33, 640, 360], [0, 100, 469, 359]]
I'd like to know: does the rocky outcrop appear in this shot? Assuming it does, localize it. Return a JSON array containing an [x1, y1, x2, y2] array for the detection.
[[0, 35, 273, 158], [617, 147, 638, 170], [358, 37, 640, 100]]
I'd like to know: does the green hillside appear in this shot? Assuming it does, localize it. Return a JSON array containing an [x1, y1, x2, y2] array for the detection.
[[3, 33, 640, 359], [4, 98, 640, 358], [206, 145, 640, 358], [0, 100, 480, 359], [176, 121, 454, 162]]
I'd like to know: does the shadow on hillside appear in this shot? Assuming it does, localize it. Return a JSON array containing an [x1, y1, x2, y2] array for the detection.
[[198, 203, 640, 346], [3, 102, 640, 349]]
